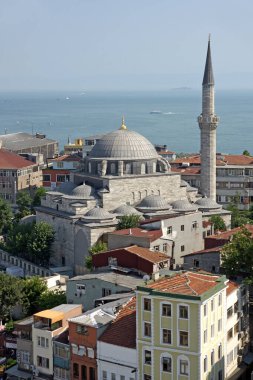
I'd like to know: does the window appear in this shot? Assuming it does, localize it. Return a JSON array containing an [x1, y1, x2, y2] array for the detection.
[[102, 288, 111, 297], [234, 322, 239, 334], [218, 369, 223, 380], [227, 306, 233, 319], [57, 162, 64, 168], [161, 356, 171, 372], [204, 356, 207, 372], [211, 324, 214, 338], [193, 259, 199, 267], [120, 376, 125, 380], [111, 374, 116, 380], [211, 299, 214, 311], [218, 293, 222, 306], [73, 363, 79, 377], [43, 174, 51, 181], [57, 175, 67, 182], [153, 245, 159, 251], [144, 350, 151, 365], [20, 351, 30, 364], [144, 298, 151, 311], [218, 344, 222, 360], [162, 303, 171, 317], [211, 350, 214, 366], [144, 322, 151, 337], [162, 329, 171, 344], [167, 226, 172, 235], [179, 305, 188, 319], [179, 331, 188, 346], [37, 336, 49, 348], [227, 350, 233, 366], [181, 245, 185, 252], [181, 225, 184, 231], [218, 318, 222, 332], [81, 365, 87, 380], [76, 284, 86, 294], [144, 376, 151, 380], [162, 243, 167, 252], [204, 329, 207, 343], [227, 328, 233, 340], [37, 356, 49, 369], [89, 368, 95, 380], [204, 304, 207, 316], [76, 325, 88, 335], [102, 371, 107, 380], [179, 359, 189, 375], [234, 301, 238, 313], [192, 221, 198, 229]]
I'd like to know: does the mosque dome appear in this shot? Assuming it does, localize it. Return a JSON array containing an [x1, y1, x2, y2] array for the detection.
[[19, 215, 36, 225], [113, 204, 142, 216], [89, 121, 158, 161], [195, 197, 222, 211], [57, 181, 76, 194], [71, 182, 93, 198], [137, 195, 171, 212], [82, 207, 115, 223], [171, 199, 198, 212]]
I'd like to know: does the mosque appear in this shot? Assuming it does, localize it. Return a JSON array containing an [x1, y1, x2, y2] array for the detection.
[[36, 40, 230, 274]]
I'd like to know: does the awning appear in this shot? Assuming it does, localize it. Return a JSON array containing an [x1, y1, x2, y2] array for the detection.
[[5, 365, 32, 379], [33, 310, 64, 323]]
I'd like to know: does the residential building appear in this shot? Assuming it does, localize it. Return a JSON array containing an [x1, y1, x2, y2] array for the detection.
[[13, 317, 34, 379], [53, 330, 70, 380], [32, 304, 82, 378], [136, 271, 249, 380], [82, 135, 103, 157], [66, 271, 143, 311], [154, 145, 176, 161], [0, 132, 58, 161], [204, 224, 253, 249], [91, 245, 170, 276], [182, 246, 222, 273], [97, 297, 137, 380], [171, 153, 253, 210], [0, 148, 42, 203], [64, 138, 83, 154]]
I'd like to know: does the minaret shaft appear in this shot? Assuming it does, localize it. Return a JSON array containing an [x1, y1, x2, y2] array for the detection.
[[198, 39, 219, 201]]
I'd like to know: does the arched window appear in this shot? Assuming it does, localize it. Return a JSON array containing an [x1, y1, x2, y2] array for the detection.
[[141, 163, 146, 174], [111, 162, 116, 174], [138, 191, 142, 200], [125, 163, 132, 174], [160, 353, 172, 374], [178, 355, 190, 377], [153, 162, 156, 173], [132, 192, 135, 201], [88, 162, 91, 173]]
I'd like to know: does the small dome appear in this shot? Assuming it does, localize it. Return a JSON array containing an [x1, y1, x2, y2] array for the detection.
[[137, 195, 171, 212], [82, 207, 115, 222], [195, 197, 222, 211], [113, 204, 142, 216], [89, 127, 158, 161], [57, 181, 76, 194], [19, 215, 36, 225], [71, 182, 93, 198], [171, 199, 198, 212]]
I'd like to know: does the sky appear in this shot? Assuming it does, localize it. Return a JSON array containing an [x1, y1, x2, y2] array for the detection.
[[0, 0, 252, 91]]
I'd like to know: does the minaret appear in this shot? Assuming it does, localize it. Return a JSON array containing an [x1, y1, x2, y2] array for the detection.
[[198, 36, 219, 200]]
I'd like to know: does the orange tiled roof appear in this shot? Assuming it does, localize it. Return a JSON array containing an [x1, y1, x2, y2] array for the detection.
[[0, 149, 35, 169], [181, 246, 223, 257], [51, 154, 81, 162], [171, 167, 201, 175], [226, 281, 239, 296], [125, 245, 169, 263], [99, 297, 136, 348], [207, 224, 253, 240], [146, 271, 221, 296], [111, 228, 163, 241], [172, 154, 253, 167]]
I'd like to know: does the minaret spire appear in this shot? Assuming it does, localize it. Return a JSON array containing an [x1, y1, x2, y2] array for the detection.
[[198, 37, 219, 201]]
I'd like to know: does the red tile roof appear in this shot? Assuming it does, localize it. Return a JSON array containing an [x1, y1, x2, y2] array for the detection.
[[226, 281, 239, 296], [146, 271, 221, 296], [172, 154, 253, 167], [182, 246, 223, 257], [111, 228, 163, 242], [51, 154, 81, 162], [125, 246, 169, 263], [171, 167, 201, 175], [0, 149, 35, 169], [207, 224, 253, 240], [98, 297, 136, 348]]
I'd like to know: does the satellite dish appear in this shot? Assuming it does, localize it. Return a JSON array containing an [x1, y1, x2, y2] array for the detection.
[[143, 275, 150, 282]]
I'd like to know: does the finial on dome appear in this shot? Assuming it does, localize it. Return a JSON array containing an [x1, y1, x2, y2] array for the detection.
[[119, 116, 127, 130], [208, 33, 211, 42]]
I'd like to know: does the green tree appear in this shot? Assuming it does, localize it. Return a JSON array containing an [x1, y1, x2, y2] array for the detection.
[[221, 227, 253, 281], [227, 194, 251, 228], [0, 197, 13, 234], [32, 187, 46, 208], [116, 214, 141, 230], [85, 241, 108, 270], [243, 150, 250, 156], [6, 223, 34, 257], [209, 215, 226, 232], [0, 273, 24, 322], [22, 276, 47, 315], [27, 222, 55, 266], [16, 191, 32, 218], [37, 289, 66, 310]]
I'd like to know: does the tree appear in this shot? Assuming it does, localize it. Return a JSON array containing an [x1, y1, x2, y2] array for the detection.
[[22, 276, 47, 315], [0, 197, 13, 234], [116, 214, 141, 230], [221, 227, 253, 281], [32, 187, 46, 208], [0, 273, 24, 322], [6, 223, 34, 257], [209, 215, 226, 232], [37, 289, 66, 310], [85, 242, 108, 270], [227, 194, 251, 228], [16, 191, 32, 218], [243, 150, 250, 156], [27, 222, 55, 266]]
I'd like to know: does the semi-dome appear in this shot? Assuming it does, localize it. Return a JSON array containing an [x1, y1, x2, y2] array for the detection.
[[89, 125, 158, 161], [57, 181, 76, 194], [171, 199, 198, 212], [113, 204, 142, 216], [82, 207, 115, 223], [195, 197, 222, 211], [137, 195, 171, 212], [71, 182, 93, 198]]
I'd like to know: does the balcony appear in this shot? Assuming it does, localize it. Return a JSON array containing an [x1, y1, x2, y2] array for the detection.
[[53, 357, 70, 370]]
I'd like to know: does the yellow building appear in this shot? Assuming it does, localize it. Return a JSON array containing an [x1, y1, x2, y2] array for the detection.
[[136, 271, 249, 380], [64, 138, 83, 154]]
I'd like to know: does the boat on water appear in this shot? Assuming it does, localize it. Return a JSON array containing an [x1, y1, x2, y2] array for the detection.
[[150, 110, 162, 114]]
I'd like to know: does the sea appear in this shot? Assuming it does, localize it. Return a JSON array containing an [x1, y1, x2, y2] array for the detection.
[[0, 89, 252, 155]]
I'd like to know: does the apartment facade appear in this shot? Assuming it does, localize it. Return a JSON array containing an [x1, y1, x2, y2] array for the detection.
[[136, 271, 249, 380]]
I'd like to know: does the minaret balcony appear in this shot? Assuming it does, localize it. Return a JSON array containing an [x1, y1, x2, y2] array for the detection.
[[198, 115, 220, 124]]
